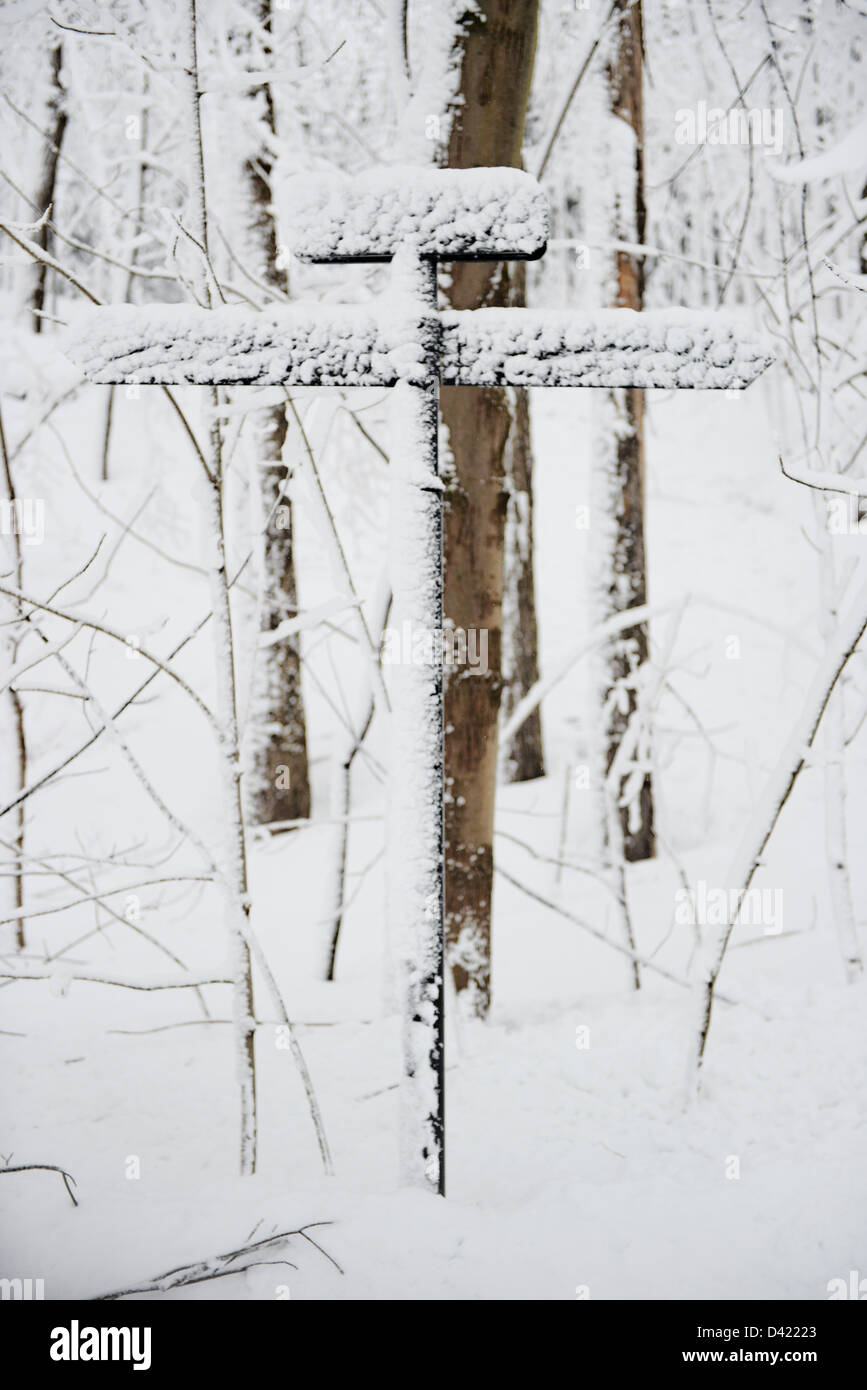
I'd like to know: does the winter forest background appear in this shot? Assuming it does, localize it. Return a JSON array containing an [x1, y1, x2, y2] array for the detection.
[[1, 0, 866, 1301]]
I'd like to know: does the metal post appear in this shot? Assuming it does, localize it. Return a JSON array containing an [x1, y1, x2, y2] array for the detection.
[[387, 246, 445, 1194]]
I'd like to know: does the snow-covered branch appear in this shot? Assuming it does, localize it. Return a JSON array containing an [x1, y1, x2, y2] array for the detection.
[[0, 963, 232, 989], [97, 1223, 341, 1299]]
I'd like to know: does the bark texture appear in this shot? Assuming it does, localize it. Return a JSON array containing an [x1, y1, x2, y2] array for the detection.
[[600, 0, 654, 862], [501, 269, 545, 784], [31, 40, 67, 331], [441, 0, 539, 1018], [244, 0, 310, 825]]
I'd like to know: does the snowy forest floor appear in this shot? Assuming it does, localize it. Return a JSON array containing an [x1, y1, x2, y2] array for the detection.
[[2, 357, 865, 1300]]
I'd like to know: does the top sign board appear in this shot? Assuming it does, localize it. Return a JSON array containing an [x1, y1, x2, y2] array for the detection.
[[283, 166, 549, 264]]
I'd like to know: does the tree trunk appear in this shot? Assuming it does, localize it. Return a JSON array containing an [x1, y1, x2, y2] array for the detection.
[[31, 39, 66, 332], [243, 0, 311, 826], [598, 0, 654, 863], [501, 262, 545, 784], [440, 0, 539, 1019]]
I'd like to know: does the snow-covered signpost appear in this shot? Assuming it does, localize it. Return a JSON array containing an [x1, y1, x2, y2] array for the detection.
[[66, 167, 772, 1196]]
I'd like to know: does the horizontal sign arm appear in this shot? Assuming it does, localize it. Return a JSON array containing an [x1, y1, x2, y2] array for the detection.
[[64, 303, 438, 388], [66, 306, 773, 390], [282, 166, 548, 263], [441, 308, 774, 389]]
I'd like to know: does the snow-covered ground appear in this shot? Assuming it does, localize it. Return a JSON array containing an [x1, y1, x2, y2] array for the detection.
[[1, 340, 865, 1300]]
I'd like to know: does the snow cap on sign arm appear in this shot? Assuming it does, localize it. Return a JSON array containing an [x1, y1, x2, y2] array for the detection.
[[282, 166, 549, 263], [440, 307, 775, 389], [62, 303, 432, 387]]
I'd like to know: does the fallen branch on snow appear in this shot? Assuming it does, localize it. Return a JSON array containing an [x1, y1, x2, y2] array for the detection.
[[96, 1223, 342, 1299]]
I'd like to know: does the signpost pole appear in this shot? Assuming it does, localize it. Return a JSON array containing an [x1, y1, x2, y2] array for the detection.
[[387, 247, 446, 1193]]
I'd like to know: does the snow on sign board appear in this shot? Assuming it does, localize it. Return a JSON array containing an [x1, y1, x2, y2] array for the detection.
[[66, 305, 773, 392], [281, 166, 549, 262], [440, 308, 775, 390], [65, 303, 431, 387], [64, 166, 774, 1204]]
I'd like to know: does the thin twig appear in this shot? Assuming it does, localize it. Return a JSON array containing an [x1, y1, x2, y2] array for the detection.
[[1, 1162, 78, 1206], [97, 1223, 342, 1299]]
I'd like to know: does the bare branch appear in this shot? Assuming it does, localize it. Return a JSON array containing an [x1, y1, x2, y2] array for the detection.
[[0, 963, 231, 989], [1, 1163, 78, 1206], [0, 581, 219, 734], [780, 454, 867, 499], [97, 1223, 342, 1299], [494, 864, 750, 1011], [690, 582, 867, 1083]]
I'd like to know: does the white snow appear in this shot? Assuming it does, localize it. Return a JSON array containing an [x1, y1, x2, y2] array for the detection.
[[1, 0, 864, 1304], [1, 356, 865, 1299], [441, 308, 774, 389], [282, 166, 549, 262], [66, 304, 772, 392], [769, 115, 867, 183], [63, 305, 427, 388]]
